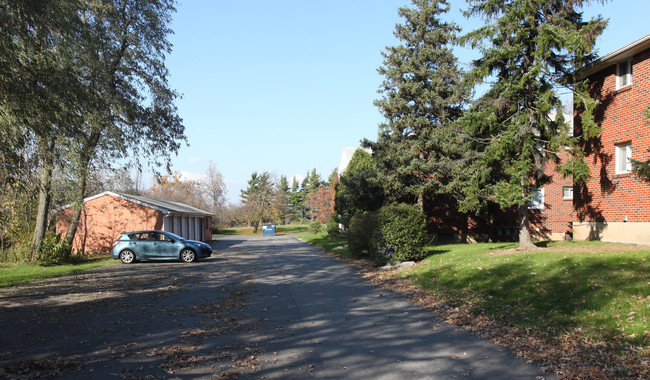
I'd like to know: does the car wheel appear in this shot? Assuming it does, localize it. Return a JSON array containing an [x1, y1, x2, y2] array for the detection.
[[119, 249, 135, 264], [180, 248, 196, 263]]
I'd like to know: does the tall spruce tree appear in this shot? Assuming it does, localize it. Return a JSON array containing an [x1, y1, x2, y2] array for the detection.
[[288, 178, 305, 222], [306, 169, 323, 195], [240, 171, 275, 233], [455, 0, 607, 249], [273, 175, 291, 224], [365, 0, 466, 209]]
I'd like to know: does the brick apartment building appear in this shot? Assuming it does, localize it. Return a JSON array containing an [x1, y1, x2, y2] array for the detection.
[[432, 34, 650, 244], [568, 33, 650, 244]]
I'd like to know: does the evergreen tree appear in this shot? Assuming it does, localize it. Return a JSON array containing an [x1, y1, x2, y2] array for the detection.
[[365, 0, 466, 208], [306, 168, 323, 195], [327, 168, 339, 188], [240, 172, 275, 233], [273, 175, 291, 224], [300, 174, 312, 220], [335, 149, 384, 228], [455, 0, 607, 249], [288, 178, 305, 222]]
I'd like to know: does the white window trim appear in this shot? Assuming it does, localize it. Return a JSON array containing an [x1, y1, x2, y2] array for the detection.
[[615, 142, 632, 174], [617, 60, 632, 90], [562, 186, 573, 200], [529, 187, 545, 209]]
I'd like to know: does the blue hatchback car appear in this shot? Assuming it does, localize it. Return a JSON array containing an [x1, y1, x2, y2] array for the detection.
[[111, 230, 212, 264]]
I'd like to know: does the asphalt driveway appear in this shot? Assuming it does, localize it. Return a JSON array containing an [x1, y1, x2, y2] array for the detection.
[[0, 235, 555, 379]]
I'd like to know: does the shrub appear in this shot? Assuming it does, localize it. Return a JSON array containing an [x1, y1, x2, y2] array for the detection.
[[326, 217, 341, 237], [38, 232, 72, 265], [372, 204, 427, 265], [1, 241, 29, 263], [308, 221, 323, 234], [347, 211, 379, 256]]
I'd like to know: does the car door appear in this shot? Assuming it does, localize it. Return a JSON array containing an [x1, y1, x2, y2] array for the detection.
[[157, 232, 180, 258], [126, 232, 148, 259], [144, 232, 167, 259], [138, 232, 156, 259]]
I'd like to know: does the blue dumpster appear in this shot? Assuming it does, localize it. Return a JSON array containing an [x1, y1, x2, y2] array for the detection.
[[261, 224, 276, 236]]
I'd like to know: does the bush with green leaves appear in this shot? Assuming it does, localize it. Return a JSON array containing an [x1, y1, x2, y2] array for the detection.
[[347, 211, 379, 256], [372, 204, 427, 265], [326, 217, 341, 237], [38, 232, 72, 265], [308, 221, 323, 234]]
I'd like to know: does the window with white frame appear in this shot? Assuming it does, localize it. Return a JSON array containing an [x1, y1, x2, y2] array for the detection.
[[563, 186, 573, 199], [617, 60, 632, 89], [529, 187, 545, 209], [615, 142, 632, 174]]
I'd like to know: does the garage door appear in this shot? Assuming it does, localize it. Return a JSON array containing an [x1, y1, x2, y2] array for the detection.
[[189, 217, 195, 240]]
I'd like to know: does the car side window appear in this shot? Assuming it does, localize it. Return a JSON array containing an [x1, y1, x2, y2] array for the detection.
[[127, 233, 141, 240], [160, 234, 171, 241], [147, 232, 158, 241]]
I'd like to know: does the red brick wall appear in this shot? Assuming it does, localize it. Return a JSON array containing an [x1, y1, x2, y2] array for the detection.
[[535, 154, 575, 238], [575, 47, 650, 223], [424, 194, 518, 242], [56, 194, 163, 254]]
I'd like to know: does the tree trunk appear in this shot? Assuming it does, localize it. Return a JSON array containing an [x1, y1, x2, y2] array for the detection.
[[417, 191, 424, 212], [63, 128, 101, 249], [518, 177, 536, 250], [29, 136, 55, 261], [63, 168, 88, 248]]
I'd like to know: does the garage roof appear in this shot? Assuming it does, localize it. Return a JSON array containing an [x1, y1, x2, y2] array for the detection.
[[62, 191, 214, 217]]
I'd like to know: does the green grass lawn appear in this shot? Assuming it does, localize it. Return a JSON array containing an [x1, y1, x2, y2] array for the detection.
[[301, 232, 351, 256], [412, 241, 649, 348], [304, 235, 650, 350], [0, 256, 117, 287], [216, 224, 310, 236]]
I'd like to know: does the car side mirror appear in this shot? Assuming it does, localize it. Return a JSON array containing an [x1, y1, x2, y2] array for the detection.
[[169, 239, 175, 243]]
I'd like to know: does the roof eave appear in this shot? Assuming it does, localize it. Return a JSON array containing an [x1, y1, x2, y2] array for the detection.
[[581, 33, 650, 78]]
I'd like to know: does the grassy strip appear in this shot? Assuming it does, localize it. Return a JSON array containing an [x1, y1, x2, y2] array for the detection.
[[216, 224, 310, 236], [305, 235, 649, 350], [301, 232, 353, 256], [412, 241, 649, 348], [0, 256, 117, 287]]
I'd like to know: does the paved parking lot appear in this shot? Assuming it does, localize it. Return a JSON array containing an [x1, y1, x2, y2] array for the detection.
[[0, 236, 554, 379]]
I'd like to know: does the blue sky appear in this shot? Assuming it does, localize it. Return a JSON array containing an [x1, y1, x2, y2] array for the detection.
[[164, 0, 650, 203]]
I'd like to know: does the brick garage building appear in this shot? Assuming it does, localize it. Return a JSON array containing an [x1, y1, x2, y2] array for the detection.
[[56, 191, 213, 254], [567, 34, 650, 244]]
